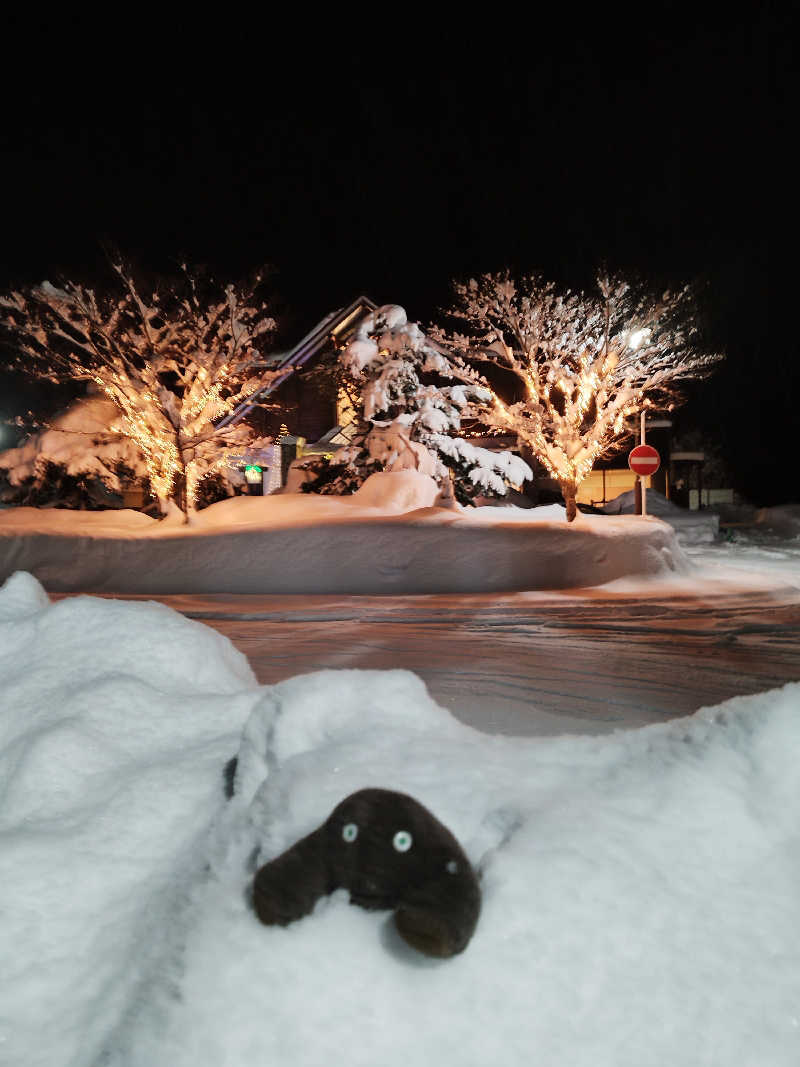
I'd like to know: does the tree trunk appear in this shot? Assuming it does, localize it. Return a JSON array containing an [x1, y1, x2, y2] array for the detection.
[[562, 480, 578, 522], [172, 449, 190, 523]]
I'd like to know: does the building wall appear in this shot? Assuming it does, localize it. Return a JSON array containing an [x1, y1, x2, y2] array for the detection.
[[689, 488, 735, 509], [248, 377, 337, 444], [577, 469, 651, 506]]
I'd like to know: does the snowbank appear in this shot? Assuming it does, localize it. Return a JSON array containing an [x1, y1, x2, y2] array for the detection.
[[1, 574, 799, 1066], [350, 469, 441, 510], [0, 394, 145, 488], [0, 487, 689, 593], [602, 488, 720, 545], [0, 572, 264, 1067], [754, 504, 800, 539]]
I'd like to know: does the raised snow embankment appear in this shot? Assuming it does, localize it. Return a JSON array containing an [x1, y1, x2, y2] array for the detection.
[[0, 474, 689, 594]]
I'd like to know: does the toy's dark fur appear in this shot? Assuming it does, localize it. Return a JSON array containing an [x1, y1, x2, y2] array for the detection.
[[223, 756, 238, 800], [252, 788, 481, 957]]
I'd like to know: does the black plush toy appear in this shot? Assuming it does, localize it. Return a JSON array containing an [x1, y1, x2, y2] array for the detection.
[[252, 788, 481, 958]]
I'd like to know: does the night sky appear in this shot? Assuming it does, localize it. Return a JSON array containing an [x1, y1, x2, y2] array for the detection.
[[0, 10, 784, 502]]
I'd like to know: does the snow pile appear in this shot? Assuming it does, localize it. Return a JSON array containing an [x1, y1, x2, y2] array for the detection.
[[0, 496, 689, 594], [2, 573, 799, 1066], [754, 504, 800, 539], [0, 572, 264, 1067], [0, 394, 146, 490], [603, 488, 720, 544], [351, 469, 441, 511]]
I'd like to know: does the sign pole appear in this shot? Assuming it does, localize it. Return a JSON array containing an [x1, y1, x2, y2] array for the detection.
[[640, 412, 647, 517]]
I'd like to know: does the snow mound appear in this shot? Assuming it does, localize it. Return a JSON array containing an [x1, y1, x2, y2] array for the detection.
[[602, 488, 684, 517], [603, 489, 720, 545], [0, 394, 146, 488], [0, 501, 690, 593], [351, 469, 440, 511], [2, 575, 798, 1066], [0, 573, 264, 1067], [755, 504, 800, 538]]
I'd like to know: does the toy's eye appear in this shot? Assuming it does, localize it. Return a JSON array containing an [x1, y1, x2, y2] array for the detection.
[[392, 830, 413, 853], [446, 860, 458, 874], [342, 823, 358, 843]]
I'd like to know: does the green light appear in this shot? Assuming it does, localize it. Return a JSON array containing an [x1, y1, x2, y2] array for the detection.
[[244, 464, 262, 473]]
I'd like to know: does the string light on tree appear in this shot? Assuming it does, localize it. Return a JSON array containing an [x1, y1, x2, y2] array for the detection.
[[0, 261, 284, 521], [432, 273, 723, 521]]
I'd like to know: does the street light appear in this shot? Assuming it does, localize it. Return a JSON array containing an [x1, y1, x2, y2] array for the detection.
[[628, 328, 650, 351]]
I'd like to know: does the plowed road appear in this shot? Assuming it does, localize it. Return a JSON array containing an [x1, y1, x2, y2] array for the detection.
[[61, 587, 800, 736]]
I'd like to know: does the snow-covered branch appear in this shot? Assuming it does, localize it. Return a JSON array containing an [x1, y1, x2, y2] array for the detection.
[[306, 304, 531, 504], [431, 272, 723, 520], [0, 262, 282, 519]]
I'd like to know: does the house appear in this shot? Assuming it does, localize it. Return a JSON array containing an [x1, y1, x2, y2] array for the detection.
[[218, 295, 377, 448]]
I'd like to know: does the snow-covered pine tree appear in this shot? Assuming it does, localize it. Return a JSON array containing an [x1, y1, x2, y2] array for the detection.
[[432, 273, 723, 521], [304, 304, 531, 505], [0, 260, 283, 520]]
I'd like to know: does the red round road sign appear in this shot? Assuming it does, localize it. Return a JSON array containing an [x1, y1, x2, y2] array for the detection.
[[628, 444, 661, 477]]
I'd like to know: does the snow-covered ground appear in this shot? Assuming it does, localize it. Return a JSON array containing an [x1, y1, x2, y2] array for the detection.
[[1, 570, 799, 1067], [2, 479, 799, 1064], [3, 473, 797, 600], [602, 486, 720, 544], [0, 470, 691, 594]]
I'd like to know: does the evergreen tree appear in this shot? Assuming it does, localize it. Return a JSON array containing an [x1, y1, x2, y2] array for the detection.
[[303, 305, 531, 505]]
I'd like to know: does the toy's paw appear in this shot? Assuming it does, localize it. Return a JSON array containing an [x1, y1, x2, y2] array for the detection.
[[394, 904, 468, 958], [251, 838, 329, 926]]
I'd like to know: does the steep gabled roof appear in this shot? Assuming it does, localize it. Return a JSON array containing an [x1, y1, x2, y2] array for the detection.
[[217, 295, 377, 429]]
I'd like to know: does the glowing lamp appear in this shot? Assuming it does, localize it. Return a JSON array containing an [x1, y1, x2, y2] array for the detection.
[[628, 328, 650, 351]]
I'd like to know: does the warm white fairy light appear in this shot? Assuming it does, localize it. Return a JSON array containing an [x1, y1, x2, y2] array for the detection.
[[96, 377, 180, 501], [431, 272, 722, 521], [184, 380, 224, 419], [0, 265, 281, 521]]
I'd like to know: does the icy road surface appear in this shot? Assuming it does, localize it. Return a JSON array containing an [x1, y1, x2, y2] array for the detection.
[[62, 583, 800, 737]]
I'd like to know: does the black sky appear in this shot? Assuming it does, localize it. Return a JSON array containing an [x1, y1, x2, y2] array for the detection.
[[0, 9, 786, 502]]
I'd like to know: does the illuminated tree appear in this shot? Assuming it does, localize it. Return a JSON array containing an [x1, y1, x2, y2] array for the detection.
[[0, 261, 281, 520], [305, 304, 531, 504], [432, 273, 723, 521]]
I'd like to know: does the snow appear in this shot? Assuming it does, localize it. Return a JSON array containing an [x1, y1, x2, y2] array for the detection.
[[0, 473, 690, 594], [1, 268, 280, 513], [753, 504, 800, 539], [335, 305, 531, 500], [0, 394, 146, 489], [602, 488, 720, 545], [0, 572, 263, 1067], [348, 468, 441, 510], [1, 570, 798, 1066]]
